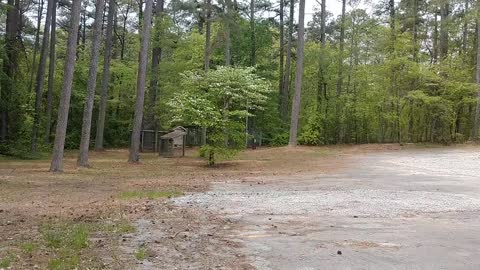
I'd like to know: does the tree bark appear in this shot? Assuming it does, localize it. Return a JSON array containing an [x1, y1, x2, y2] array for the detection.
[[28, 0, 44, 93], [201, 0, 212, 145], [316, 0, 326, 112], [128, 0, 153, 163], [50, 0, 82, 172], [45, 0, 57, 144], [224, 0, 232, 66], [31, 0, 54, 153], [146, 0, 164, 130], [278, 0, 285, 124], [439, 2, 449, 61], [95, 0, 116, 151], [288, 0, 305, 146], [462, 0, 469, 57], [335, 0, 346, 143], [78, 0, 106, 167], [281, 0, 294, 124], [1, 0, 20, 141], [474, 7, 480, 143], [250, 0, 256, 66], [412, 0, 419, 62], [433, 11, 439, 63]]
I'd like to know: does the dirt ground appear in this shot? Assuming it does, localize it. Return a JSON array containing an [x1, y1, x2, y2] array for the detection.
[[1, 144, 477, 269], [0, 145, 371, 269]]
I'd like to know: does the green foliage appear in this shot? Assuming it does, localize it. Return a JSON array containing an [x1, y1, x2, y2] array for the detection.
[[169, 66, 272, 165], [270, 132, 289, 146]]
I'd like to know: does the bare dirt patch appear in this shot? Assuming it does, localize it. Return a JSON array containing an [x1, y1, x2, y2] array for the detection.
[[0, 146, 359, 269]]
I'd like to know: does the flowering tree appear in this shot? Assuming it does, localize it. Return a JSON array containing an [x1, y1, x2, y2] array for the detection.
[[169, 66, 272, 165]]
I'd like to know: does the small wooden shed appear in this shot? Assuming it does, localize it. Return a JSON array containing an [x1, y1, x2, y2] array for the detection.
[[159, 127, 187, 157]]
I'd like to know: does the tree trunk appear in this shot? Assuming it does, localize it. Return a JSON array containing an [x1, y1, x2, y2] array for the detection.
[[278, 0, 285, 124], [439, 2, 449, 61], [146, 0, 164, 130], [336, 0, 346, 143], [250, 0, 256, 66], [462, 0, 469, 57], [45, 0, 57, 144], [412, 0, 419, 62], [28, 0, 44, 93], [281, 0, 294, 124], [336, 0, 346, 96], [224, 0, 232, 66], [95, 0, 116, 151], [201, 0, 212, 145], [78, 0, 106, 167], [433, 11, 439, 63], [49, 0, 82, 172], [31, 0, 54, 153], [1, 0, 20, 141], [128, 0, 153, 163], [316, 0, 326, 112], [474, 7, 480, 143], [288, 0, 305, 146]]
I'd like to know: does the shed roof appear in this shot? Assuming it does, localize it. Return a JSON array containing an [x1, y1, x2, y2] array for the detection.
[[160, 129, 187, 139]]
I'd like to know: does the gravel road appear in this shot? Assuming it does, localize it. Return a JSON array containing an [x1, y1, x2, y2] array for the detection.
[[175, 148, 480, 270]]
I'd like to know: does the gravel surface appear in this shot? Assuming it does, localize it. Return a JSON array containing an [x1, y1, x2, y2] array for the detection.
[[175, 148, 480, 270]]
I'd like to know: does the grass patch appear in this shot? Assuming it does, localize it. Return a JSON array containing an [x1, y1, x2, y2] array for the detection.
[[19, 242, 38, 255], [47, 255, 81, 270], [40, 223, 91, 270], [119, 190, 183, 200], [134, 247, 147, 261], [0, 254, 14, 268], [41, 223, 90, 250]]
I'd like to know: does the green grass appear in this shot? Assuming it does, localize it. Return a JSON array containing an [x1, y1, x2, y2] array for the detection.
[[40, 223, 91, 270], [47, 255, 81, 270], [19, 242, 38, 255], [34, 219, 136, 269], [0, 254, 14, 268], [134, 247, 147, 261], [119, 190, 183, 200], [42, 223, 90, 250]]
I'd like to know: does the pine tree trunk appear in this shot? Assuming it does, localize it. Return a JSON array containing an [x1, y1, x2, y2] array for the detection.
[[474, 7, 480, 143], [412, 0, 419, 62], [1, 0, 20, 141], [336, 0, 346, 143], [439, 3, 449, 60], [95, 0, 116, 151], [28, 0, 44, 93], [129, 0, 153, 163], [146, 0, 164, 130], [201, 0, 211, 145], [49, 0, 82, 172], [224, 0, 232, 66], [31, 0, 54, 153], [78, 0, 106, 167], [288, 0, 305, 146], [45, 0, 57, 144], [317, 0, 326, 113], [433, 11, 438, 63], [250, 0, 256, 66], [462, 0, 469, 57], [281, 0, 294, 124], [278, 0, 285, 124]]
